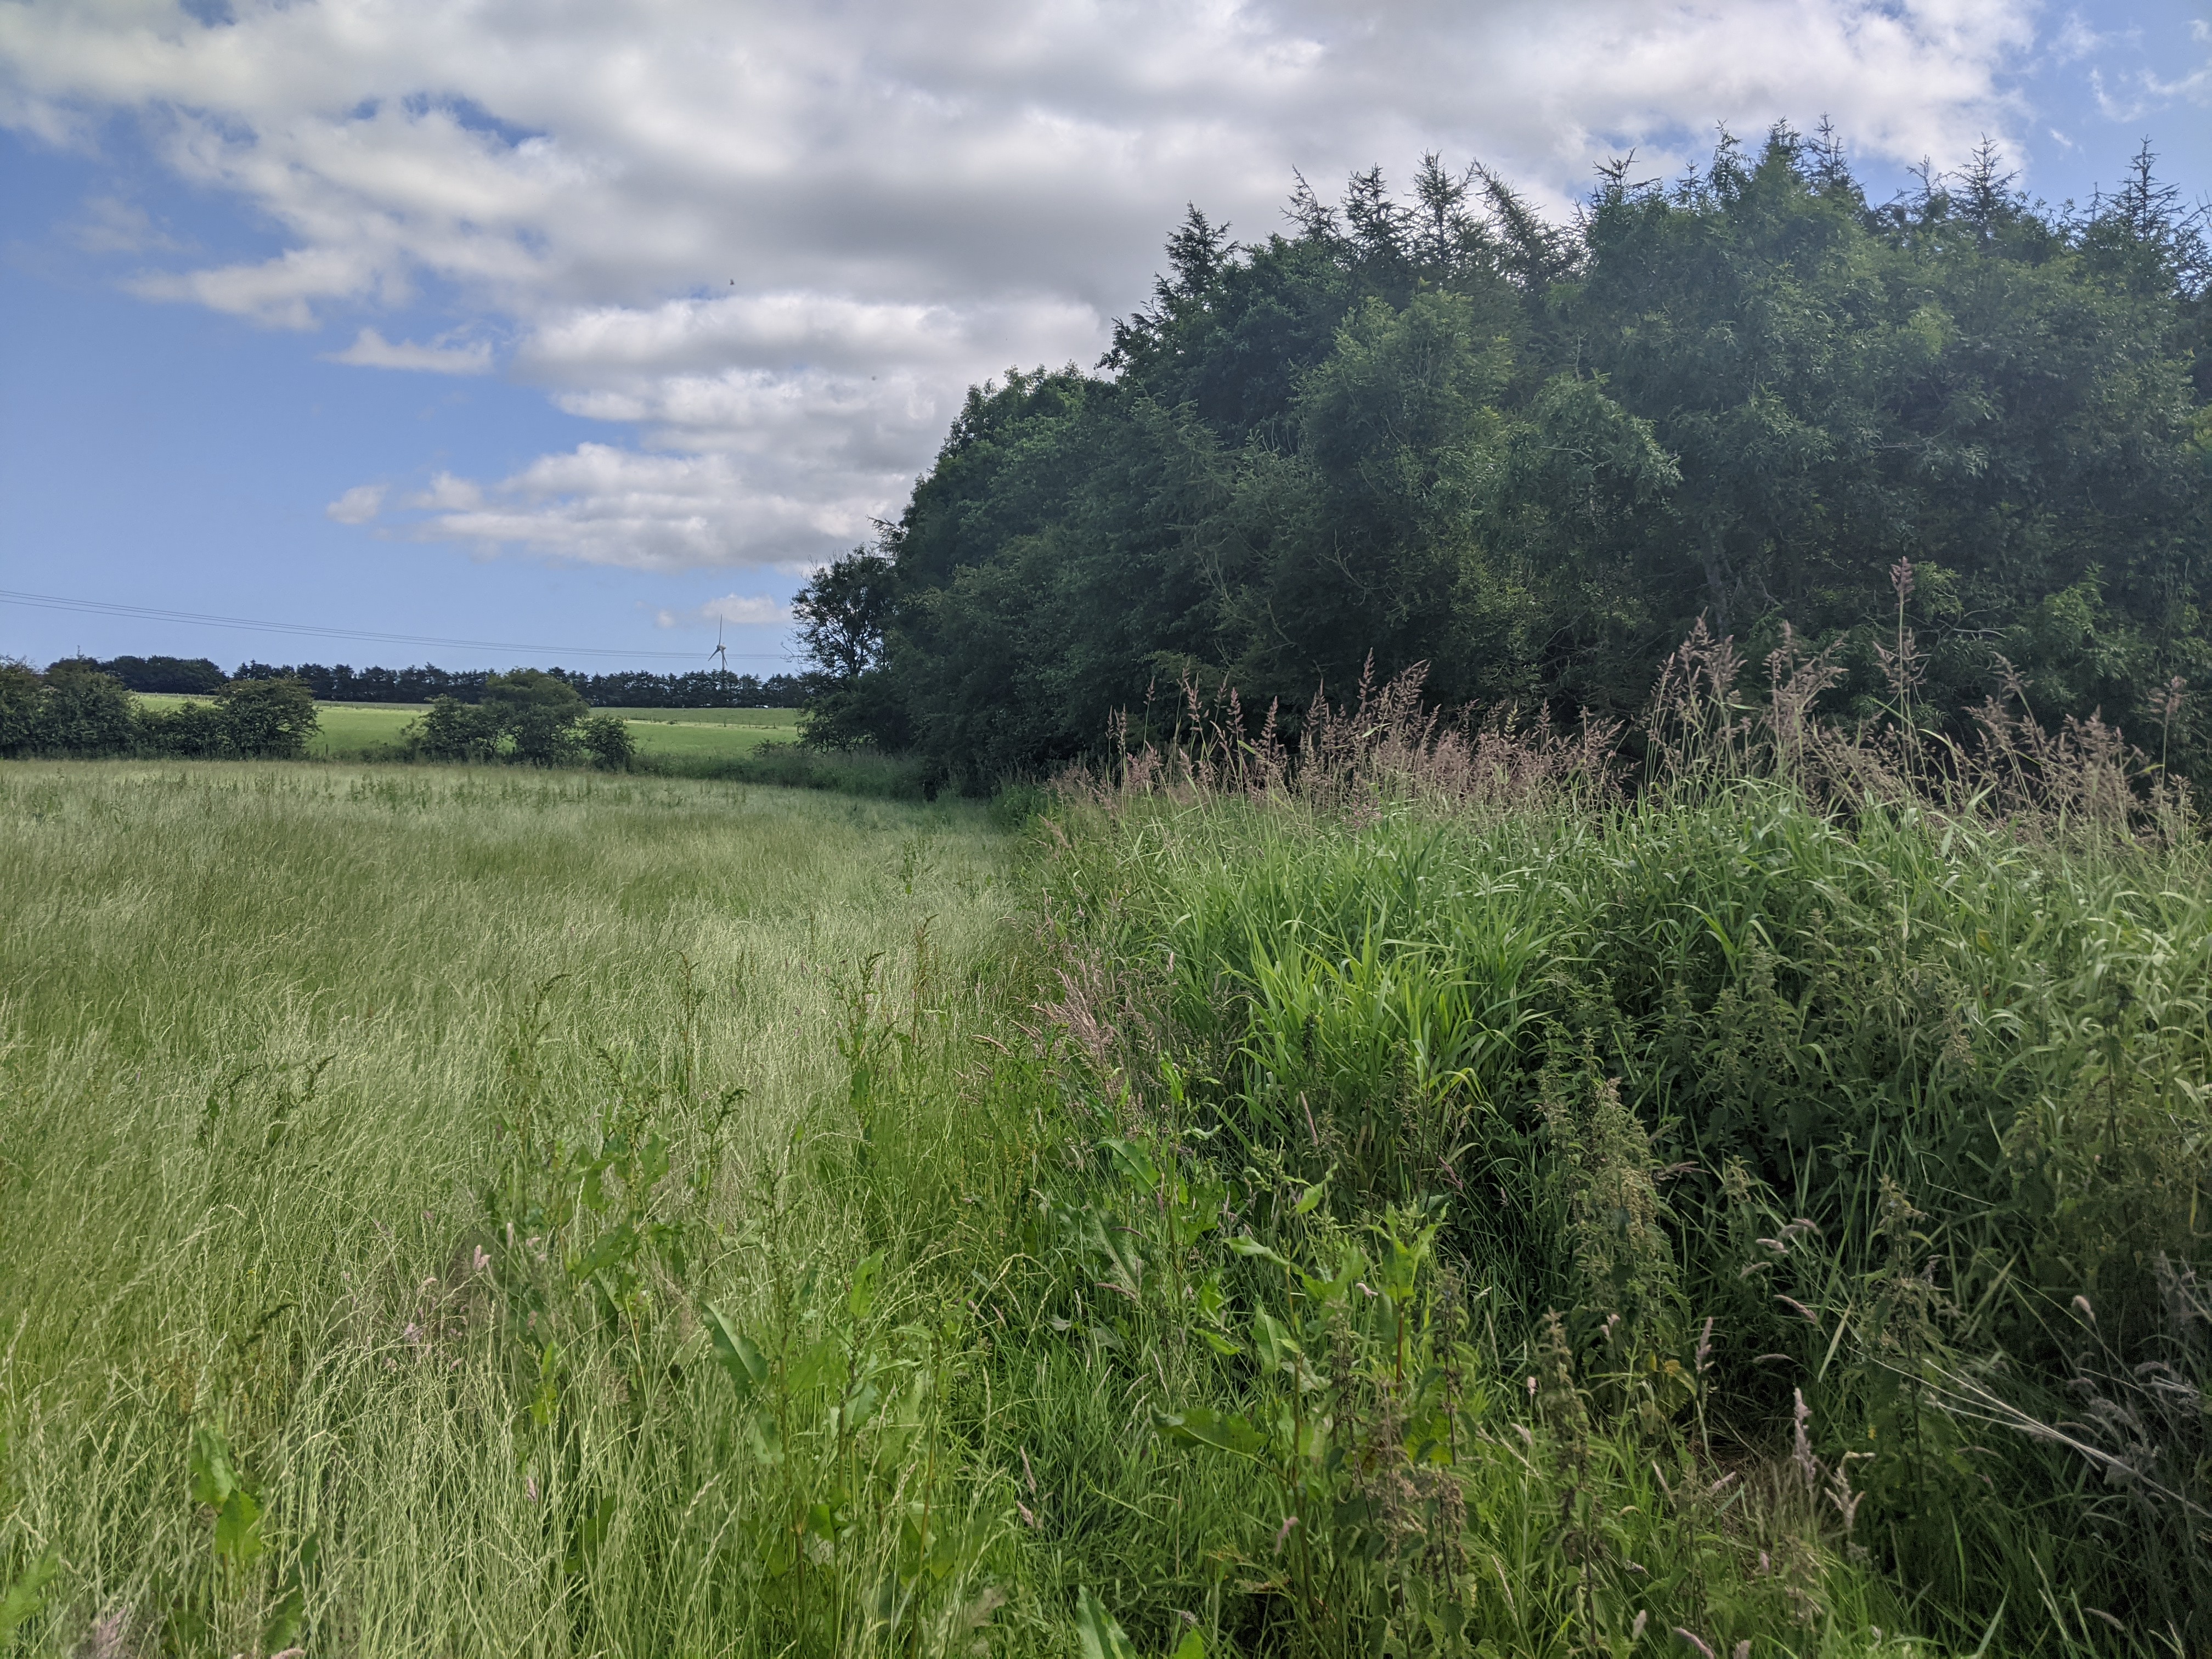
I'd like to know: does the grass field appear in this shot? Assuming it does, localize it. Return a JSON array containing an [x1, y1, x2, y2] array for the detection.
[[129, 695, 804, 760], [0, 762, 1008, 1656], [4, 733, 2207, 1656], [616, 708, 801, 729]]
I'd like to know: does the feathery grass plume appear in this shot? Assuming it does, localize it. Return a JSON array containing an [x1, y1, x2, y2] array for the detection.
[[1069, 658, 1618, 821]]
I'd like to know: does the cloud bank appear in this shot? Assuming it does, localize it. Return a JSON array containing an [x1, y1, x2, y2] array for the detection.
[[657, 594, 790, 629], [2, 0, 2056, 571]]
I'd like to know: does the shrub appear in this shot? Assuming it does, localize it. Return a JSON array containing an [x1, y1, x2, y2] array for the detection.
[[33, 664, 134, 755], [481, 669, 588, 766], [578, 712, 635, 770], [218, 677, 319, 759], [404, 696, 496, 763], [0, 661, 40, 757], [135, 699, 235, 758]]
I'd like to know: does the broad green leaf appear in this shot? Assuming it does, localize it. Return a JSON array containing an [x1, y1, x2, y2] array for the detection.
[[1099, 1137, 1158, 1189], [702, 1304, 768, 1400], [1252, 1308, 1299, 1373], [573, 1222, 636, 1280], [849, 1250, 885, 1321], [1074, 1586, 1139, 1659], [788, 1333, 840, 1392], [749, 1409, 785, 1465], [1169, 1625, 1206, 1659], [261, 1585, 306, 1654], [1153, 1407, 1267, 1458], [1227, 1235, 1293, 1269], [189, 1426, 239, 1508], [0, 1555, 58, 1651], [214, 1489, 264, 1568], [842, 1378, 882, 1433]]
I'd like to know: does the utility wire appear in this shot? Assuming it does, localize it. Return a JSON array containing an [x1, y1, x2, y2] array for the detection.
[[0, 588, 794, 663]]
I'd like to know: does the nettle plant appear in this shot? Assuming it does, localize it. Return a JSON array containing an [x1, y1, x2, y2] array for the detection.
[[1012, 1074, 1895, 1657], [1150, 1190, 1494, 1652], [1014, 1096, 1499, 1647], [138, 1421, 320, 1658], [698, 1256, 992, 1651]]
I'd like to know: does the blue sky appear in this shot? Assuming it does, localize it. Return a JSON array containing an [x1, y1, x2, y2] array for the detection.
[[2, 0, 2207, 676]]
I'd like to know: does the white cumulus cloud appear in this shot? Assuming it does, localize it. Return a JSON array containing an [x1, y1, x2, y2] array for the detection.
[[324, 482, 386, 524], [400, 443, 860, 570], [325, 327, 493, 374], [1, 0, 2053, 569], [656, 594, 789, 629]]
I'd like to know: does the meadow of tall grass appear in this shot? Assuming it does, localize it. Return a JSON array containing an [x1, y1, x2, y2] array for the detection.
[[2, 657, 2206, 1658], [0, 764, 1019, 1655]]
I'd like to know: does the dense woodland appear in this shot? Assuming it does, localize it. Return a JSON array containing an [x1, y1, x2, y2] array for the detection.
[[798, 129, 2212, 789]]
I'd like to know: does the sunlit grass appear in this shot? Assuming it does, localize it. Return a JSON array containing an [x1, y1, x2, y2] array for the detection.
[[0, 761, 1008, 1655], [5, 751, 2196, 1656]]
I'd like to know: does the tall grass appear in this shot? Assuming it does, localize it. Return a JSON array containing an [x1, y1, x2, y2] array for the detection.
[[632, 743, 930, 800], [0, 763, 1014, 1656], [5, 720, 2203, 1656], [1037, 661, 2212, 1655]]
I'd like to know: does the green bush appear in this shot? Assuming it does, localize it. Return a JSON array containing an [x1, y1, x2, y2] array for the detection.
[[134, 698, 235, 758], [578, 712, 635, 770], [218, 678, 319, 759], [32, 664, 135, 756], [404, 674, 599, 768], [403, 696, 496, 763], [482, 669, 589, 766], [0, 661, 41, 756]]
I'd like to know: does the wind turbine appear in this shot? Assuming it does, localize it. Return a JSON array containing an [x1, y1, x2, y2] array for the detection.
[[707, 614, 731, 704]]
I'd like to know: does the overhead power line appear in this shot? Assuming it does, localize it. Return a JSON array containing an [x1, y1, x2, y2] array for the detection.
[[0, 588, 794, 663]]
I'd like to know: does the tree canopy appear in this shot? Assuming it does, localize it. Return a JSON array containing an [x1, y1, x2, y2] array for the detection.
[[798, 130, 2212, 789]]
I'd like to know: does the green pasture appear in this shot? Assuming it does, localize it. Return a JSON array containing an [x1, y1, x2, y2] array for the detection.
[[131, 693, 803, 759], [618, 706, 800, 728]]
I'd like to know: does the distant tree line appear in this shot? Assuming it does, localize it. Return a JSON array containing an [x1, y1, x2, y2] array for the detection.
[[1, 660, 640, 769], [0, 661, 319, 759], [48, 654, 230, 694], [46, 654, 807, 706], [797, 130, 2212, 790], [228, 661, 808, 707]]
